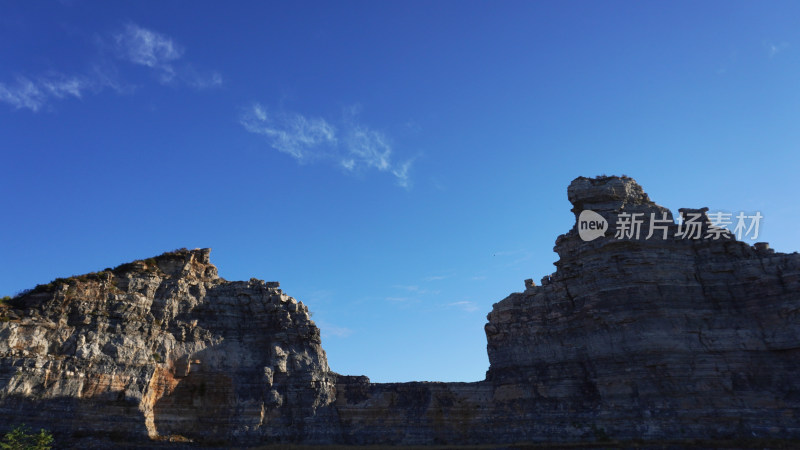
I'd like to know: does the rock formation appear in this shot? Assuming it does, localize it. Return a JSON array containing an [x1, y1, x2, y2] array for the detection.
[[0, 249, 339, 445], [484, 176, 800, 441], [1, 175, 799, 447]]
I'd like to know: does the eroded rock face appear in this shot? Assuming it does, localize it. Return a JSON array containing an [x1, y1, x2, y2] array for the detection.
[[485, 175, 800, 440], [2, 176, 799, 446], [0, 248, 339, 445]]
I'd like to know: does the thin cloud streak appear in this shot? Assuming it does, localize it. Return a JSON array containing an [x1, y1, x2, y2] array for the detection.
[[187, 70, 223, 89], [113, 24, 222, 88], [115, 24, 183, 82], [448, 301, 479, 312], [344, 126, 391, 171], [765, 41, 789, 58], [423, 275, 447, 281], [391, 285, 440, 296], [1, 23, 220, 112], [241, 104, 337, 160], [393, 285, 421, 292], [0, 74, 92, 112], [240, 103, 414, 188], [392, 159, 414, 189]]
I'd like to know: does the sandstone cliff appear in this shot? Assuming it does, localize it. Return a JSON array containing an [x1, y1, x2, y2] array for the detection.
[[1, 175, 799, 447], [0, 249, 339, 445]]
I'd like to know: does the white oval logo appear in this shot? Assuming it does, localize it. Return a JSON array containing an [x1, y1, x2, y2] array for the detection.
[[578, 210, 607, 241]]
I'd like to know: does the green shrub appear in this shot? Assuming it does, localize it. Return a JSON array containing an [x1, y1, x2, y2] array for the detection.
[[1, 424, 53, 450], [30, 277, 72, 295], [0, 296, 10, 305]]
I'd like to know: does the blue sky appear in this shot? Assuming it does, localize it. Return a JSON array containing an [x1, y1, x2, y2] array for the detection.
[[2, 1, 799, 382]]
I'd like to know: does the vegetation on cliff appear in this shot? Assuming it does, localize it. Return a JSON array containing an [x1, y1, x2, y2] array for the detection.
[[1, 425, 53, 450]]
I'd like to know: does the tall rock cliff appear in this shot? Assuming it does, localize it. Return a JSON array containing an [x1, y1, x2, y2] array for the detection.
[[0, 248, 339, 445], [483, 175, 800, 441], [1, 175, 799, 447]]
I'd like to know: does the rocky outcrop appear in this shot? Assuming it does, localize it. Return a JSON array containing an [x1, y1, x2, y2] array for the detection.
[[0, 248, 339, 446], [484, 175, 800, 441], [1, 175, 799, 447]]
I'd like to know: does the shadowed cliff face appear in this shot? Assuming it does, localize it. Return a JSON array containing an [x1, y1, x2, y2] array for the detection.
[[1, 176, 799, 447], [483, 175, 800, 440]]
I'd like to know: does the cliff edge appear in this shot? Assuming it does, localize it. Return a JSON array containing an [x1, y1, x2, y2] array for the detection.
[[0, 248, 339, 445]]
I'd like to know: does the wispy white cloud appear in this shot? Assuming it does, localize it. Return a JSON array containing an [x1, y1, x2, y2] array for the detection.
[[88, 63, 131, 94], [1, 23, 219, 113], [391, 284, 441, 296], [344, 126, 392, 171], [447, 301, 479, 313], [429, 176, 447, 191], [0, 74, 92, 112], [492, 249, 524, 257], [765, 41, 789, 58], [240, 103, 414, 188], [423, 275, 447, 281], [404, 120, 422, 134], [393, 284, 421, 292], [392, 159, 414, 189], [115, 24, 183, 82], [112, 23, 222, 88], [187, 70, 223, 89], [240, 104, 337, 160]]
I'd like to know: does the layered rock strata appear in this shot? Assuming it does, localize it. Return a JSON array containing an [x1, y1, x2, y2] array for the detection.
[[484, 176, 800, 441], [0, 249, 339, 445], [1, 175, 798, 446]]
